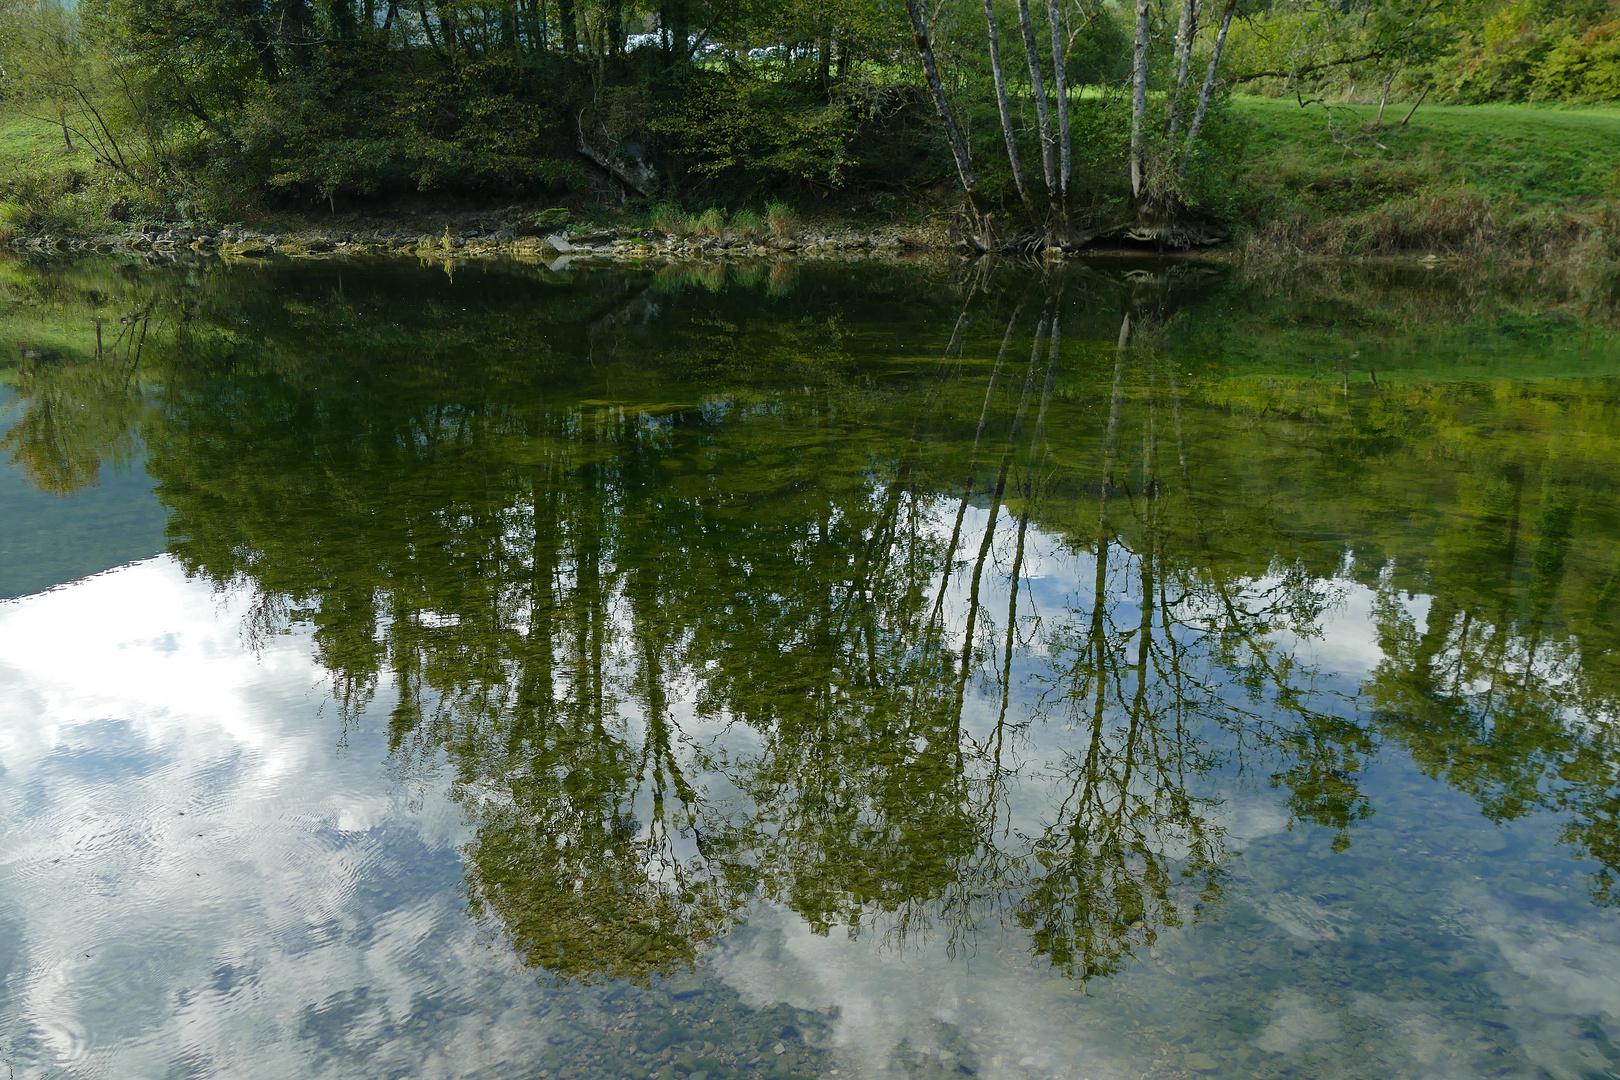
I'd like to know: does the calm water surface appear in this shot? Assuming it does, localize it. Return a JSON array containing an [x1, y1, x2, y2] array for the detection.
[[1, 256, 1618, 1080]]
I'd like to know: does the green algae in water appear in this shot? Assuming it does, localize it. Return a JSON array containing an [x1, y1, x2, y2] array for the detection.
[[0, 255, 1618, 1080]]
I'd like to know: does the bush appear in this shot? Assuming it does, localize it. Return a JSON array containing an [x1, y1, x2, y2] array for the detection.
[[0, 162, 138, 236], [765, 201, 798, 238], [656, 70, 862, 195], [224, 54, 583, 204], [694, 207, 726, 237], [652, 204, 692, 236], [730, 208, 765, 240], [1534, 17, 1620, 100], [516, 207, 570, 236]]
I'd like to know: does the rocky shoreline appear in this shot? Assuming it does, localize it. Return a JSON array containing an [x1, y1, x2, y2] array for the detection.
[[5, 220, 983, 264]]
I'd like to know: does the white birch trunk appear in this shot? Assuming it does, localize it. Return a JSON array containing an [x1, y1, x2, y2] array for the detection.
[[1046, 0, 1071, 196], [1015, 0, 1057, 198], [1165, 0, 1199, 149], [983, 0, 1035, 214], [1177, 0, 1236, 179], [904, 0, 977, 196], [1129, 0, 1150, 200]]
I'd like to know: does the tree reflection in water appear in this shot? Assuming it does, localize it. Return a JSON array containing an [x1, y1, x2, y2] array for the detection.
[[3, 255, 1618, 991]]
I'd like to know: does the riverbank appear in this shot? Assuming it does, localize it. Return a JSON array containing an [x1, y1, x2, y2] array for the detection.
[[4, 217, 961, 262], [5, 96, 1620, 267]]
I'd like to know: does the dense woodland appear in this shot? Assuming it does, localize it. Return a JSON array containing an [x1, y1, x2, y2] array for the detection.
[[3, 0, 1620, 242]]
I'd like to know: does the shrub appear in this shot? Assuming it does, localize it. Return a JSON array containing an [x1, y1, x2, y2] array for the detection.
[[655, 71, 860, 192], [651, 203, 691, 236], [694, 207, 726, 237], [516, 207, 569, 235], [765, 201, 798, 238], [730, 208, 765, 240], [0, 164, 117, 237], [0, 199, 30, 238], [1534, 18, 1620, 101]]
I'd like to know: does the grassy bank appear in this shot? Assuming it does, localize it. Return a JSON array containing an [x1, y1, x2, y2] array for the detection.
[[1227, 96, 1620, 264]]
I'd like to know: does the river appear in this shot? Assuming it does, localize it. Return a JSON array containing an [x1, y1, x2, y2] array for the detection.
[[1, 254, 1618, 1080]]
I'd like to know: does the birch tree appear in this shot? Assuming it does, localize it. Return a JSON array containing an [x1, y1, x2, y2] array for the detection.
[[1128, 0, 1150, 201], [983, 0, 1036, 215]]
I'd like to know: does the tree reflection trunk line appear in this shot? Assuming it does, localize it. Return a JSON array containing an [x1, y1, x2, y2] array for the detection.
[[1078, 310, 1132, 779], [121, 306, 154, 390], [991, 320, 1060, 772], [1167, 368, 1188, 478], [954, 316, 1047, 718], [928, 302, 1026, 641], [1123, 372, 1161, 788], [993, 305, 1062, 736], [853, 293, 979, 607]]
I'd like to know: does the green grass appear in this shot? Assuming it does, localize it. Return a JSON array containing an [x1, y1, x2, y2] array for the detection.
[[0, 111, 75, 168], [1227, 94, 1620, 257], [1233, 94, 1620, 209]]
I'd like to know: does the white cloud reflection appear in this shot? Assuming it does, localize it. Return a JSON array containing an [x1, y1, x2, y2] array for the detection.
[[0, 557, 555, 1080], [0, 536, 1616, 1080]]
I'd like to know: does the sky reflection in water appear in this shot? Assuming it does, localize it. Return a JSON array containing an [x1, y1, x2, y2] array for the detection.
[[0, 256, 1618, 1080]]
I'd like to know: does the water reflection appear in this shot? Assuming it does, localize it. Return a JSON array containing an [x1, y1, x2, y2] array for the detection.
[[2, 255, 1619, 1078]]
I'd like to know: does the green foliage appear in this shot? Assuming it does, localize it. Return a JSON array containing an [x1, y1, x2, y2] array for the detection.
[[1440, 0, 1620, 103], [1534, 15, 1620, 100], [1445, 0, 1565, 102], [0, 156, 166, 235], [1065, 8, 1133, 86], [656, 70, 862, 193], [221, 55, 580, 201], [0, 0, 1616, 239]]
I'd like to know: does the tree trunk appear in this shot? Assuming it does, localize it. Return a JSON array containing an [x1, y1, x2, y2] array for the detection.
[[904, 0, 977, 198], [247, 20, 279, 80], [1015, 0, 1057, 200], [1177, 0, 1236, 179], [607, 0, 625, 65], [1047, 0, 1071, 197], [1129, 0, 1150, 200], [561, 0, 578, 57], [1376, 67, 1397, 124], [434, 0, 459, 54], [330, 0, 358, 40], [1165, 0, 1199, 150], [982, 0, 1035, 215], [1400, 86, 1430, 126], [499, 0, 519, 50], [416, 0, 442, 54]]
